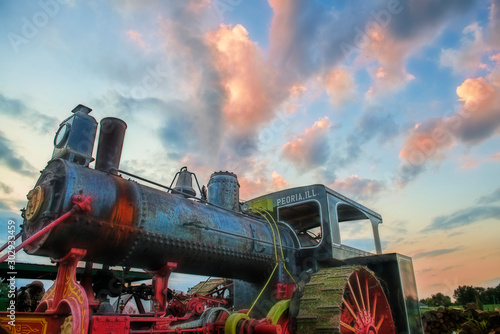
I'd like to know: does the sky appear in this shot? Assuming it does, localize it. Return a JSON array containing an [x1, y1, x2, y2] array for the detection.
[[0, 0, 499, 299]]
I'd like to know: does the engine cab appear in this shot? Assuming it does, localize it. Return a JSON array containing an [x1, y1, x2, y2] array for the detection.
[[245, 184, 383, 268]]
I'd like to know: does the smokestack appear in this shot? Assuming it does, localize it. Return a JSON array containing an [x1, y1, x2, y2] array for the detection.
[[207, 171, 240, 212], [95, 117, 127, 174]]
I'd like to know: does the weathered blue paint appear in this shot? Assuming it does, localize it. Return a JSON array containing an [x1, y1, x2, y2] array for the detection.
[[23, 159, 296, 282]]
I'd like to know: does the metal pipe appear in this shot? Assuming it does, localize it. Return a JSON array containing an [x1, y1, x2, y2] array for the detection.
[[1, 208, 75, 263], [0, 232, 21, 253], [95, 118, 127, 174]]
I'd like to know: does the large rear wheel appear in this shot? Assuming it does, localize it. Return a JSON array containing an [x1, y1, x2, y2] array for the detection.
[[295, 266, 395, 334]]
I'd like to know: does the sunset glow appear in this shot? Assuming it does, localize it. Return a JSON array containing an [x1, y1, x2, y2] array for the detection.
[[0, 0, 499, 298]]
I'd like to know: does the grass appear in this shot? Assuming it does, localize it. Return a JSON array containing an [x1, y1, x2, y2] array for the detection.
[[482, 304, 499, 312], [420, 304, 499, 313]]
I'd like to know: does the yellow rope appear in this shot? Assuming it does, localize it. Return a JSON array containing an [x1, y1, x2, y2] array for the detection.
[[246, 263, 278, 315], [252, 208, 296, 283], [260, 209, 278, 262], [244, 206, 298, 315]]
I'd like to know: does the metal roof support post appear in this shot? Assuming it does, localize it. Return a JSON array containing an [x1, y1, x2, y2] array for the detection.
[[370, 218, 383, 254]]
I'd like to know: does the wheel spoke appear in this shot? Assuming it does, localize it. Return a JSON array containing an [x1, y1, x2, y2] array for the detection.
[[356, 272, 366, 310], [342, 297, 357, 320], [365, 277, 371, 314], [296, 267, 395, 334], [376, 315, 385, 331], [372, 293, 378, 320], [340, 321, 356, 332], [347, 279, 361, 311]]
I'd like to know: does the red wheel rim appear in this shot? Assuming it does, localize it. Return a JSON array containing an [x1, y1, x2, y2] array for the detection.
[[340, 268, 395, 334]]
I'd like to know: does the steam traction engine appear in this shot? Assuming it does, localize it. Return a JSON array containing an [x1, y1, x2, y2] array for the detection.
[[0, 105, 423, 333]]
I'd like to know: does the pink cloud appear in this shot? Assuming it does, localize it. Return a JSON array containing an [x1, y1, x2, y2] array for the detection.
[[126, 30, 147, 50], [399, 118, 455, 166], [398, 70, 500, 185], [491, 53, 500, 64], [487, 0, 500, 49], [456, 77, 496, 110], [440, 3, 500, 74], [490, 152, 500, 161], [187, 0, 210, 12], [281, 117, 332, 170], [331, 175, 384, 200], [358, 25, 417, 96], [459, 161, 478, 169], [271, 171, 288, 189], [452, 75, 500, 144], [207, 24, 287, 134], [440, 22, 487, 73], [239, 176, 266, 200], [268, 0, 296, 70], [322, 67, 356, 107], [238, 171, 288, 199]]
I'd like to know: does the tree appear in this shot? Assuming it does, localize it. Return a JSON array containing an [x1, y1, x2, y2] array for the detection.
[[479, 284, 500, 304], [422, 293, 452, 307], [454, 285, 478, 306]]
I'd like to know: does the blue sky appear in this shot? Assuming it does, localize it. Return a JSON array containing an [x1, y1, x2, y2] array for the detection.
[[0, 0, 499, 298]]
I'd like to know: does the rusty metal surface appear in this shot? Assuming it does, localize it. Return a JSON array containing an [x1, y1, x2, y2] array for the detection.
[[95, 117, 127, 174], [22, 159, 296, 282], [207, 171, 240, 212]]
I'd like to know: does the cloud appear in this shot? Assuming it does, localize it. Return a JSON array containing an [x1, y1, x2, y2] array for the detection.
[[0, 93, 58, 134], [493, 53, 500, 64], [281, 117, 332, 170], [399, 118, 455, 165], [338, 108, 400, 168], [476, 187, 500, 205], [113, 6, 298, 177], [127, 30, 148, 50], [268, 0, 476, 98], [358, 0, 475, 95], [271, 171, 288, 189], [396, 117, 454, 186], [424, 206, 500, 231], [413, 247, 463, 259], [0, 198, 26, 212], [206, 24, 287, 137], [268, 0, 392, 81], [389, 220, 409, 235], [396, 163, 425, 188], [440, 22, 488, 73], [0, 131, 37, 177], [439, 2, 500, 73], [0, 182, 13, 194], [360, 24, 417, 95], [486, 0, 500, 49], [322, 67, 356, 106], [397, 70, 500, 186], [387, 0, 475, 40], [238, 170, 288, 200], [489, 1, 500, 49], [0, 201, 10, 211], [331, 175, 385, 201], [452, 77, 500, 144], [459, 160, 478, 169], [239, 177, 265, 200], [478, 277, 500, 288], [111, 4, 228, 170], [489, 152, 500, 160]]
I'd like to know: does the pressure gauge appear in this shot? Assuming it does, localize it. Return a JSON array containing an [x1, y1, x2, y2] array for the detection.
[[54, 123, 71, 148]]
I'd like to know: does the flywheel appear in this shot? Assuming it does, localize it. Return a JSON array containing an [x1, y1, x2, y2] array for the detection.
[[294, 266, 395, 334]]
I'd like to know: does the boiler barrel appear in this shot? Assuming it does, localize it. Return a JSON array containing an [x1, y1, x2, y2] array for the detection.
[[22, 159, 293, 281]]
